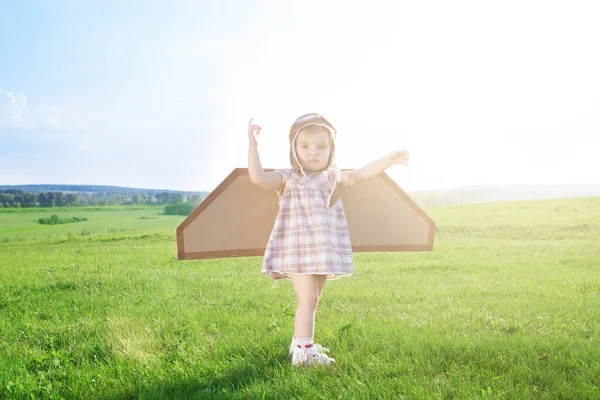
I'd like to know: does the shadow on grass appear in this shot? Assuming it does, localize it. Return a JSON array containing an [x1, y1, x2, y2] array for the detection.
[[105, 353, 290, 400]]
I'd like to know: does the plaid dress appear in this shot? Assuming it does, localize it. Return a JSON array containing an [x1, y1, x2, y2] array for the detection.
[[262, 169, 354, 280]]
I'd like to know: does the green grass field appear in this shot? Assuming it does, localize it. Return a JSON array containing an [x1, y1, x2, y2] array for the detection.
[[1, 197, 599, 399], [0, 206, 182, 242]]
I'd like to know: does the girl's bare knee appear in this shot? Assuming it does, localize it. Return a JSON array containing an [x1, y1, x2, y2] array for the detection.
[[298, 292, 319, 310]]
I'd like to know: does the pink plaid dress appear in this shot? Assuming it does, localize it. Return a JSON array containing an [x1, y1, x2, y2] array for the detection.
[[262, 169, 353, 280]]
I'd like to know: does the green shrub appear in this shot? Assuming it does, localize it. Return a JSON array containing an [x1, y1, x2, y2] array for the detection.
[[163, 202, 195, 216], [38, 214, 88, 225]]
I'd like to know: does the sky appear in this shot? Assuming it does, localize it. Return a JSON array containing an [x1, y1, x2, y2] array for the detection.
[[1, 0, 599, 192]]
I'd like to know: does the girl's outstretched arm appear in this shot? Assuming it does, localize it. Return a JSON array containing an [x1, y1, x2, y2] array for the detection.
[[340, 150, 410, 187], [247, 119, 283, 189]]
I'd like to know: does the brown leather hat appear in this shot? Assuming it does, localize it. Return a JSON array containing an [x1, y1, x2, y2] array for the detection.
[[288, 113, 337, 176], [288, 113, 340, 207]]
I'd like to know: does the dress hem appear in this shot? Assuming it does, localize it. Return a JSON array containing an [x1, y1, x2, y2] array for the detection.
[[262, 271, 353, 281]]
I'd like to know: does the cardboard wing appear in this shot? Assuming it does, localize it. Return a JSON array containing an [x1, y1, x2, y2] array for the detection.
[[176, 168, 435, 260]]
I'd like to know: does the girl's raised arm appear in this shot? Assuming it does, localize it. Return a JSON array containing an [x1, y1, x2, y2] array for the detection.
[[340, 150, 410, 187], [247, 119, 283, 189]]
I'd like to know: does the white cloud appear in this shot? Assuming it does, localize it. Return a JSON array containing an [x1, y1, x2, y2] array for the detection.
[[0, 89, 98, 131], [176, 37, 245, 54], [0, 89, 28, 126], [0, 89, 149, 136]]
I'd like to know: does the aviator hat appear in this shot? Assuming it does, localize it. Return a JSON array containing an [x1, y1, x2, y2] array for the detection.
[[288, 113, 340, 207]]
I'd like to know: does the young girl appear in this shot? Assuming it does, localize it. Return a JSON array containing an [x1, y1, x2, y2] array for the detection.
[[247, 113, 410, 366]]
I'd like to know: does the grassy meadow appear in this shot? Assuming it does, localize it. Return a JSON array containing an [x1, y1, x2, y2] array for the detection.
[[0, 197, 599, 399], [0, 205, 181, 242]]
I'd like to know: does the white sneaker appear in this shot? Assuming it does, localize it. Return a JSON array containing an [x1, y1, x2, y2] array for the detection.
[[291, 344, 335, 366]]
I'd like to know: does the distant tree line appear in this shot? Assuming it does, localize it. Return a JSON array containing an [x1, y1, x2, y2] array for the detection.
[[0, 190, 204, 208]]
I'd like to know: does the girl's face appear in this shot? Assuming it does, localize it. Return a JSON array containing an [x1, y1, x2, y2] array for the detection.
[[295, 128, 332, 172]]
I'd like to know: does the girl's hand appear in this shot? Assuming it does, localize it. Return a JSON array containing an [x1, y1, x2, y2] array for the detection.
[[388, 150, 410, 166], [248, 118, 262, 146]]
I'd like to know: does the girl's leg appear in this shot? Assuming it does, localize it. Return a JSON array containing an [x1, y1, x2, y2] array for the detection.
[[290, 274, 335, 365], [317, 274, 327, 299], [291, 274, 322, 339]]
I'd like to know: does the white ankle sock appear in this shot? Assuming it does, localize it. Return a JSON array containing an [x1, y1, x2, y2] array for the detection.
[[290, 336, 313, 352]]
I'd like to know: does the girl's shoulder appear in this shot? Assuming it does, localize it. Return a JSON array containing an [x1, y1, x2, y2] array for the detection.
[[324, 168, 340, 183], [274, 168, 294, 178]]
